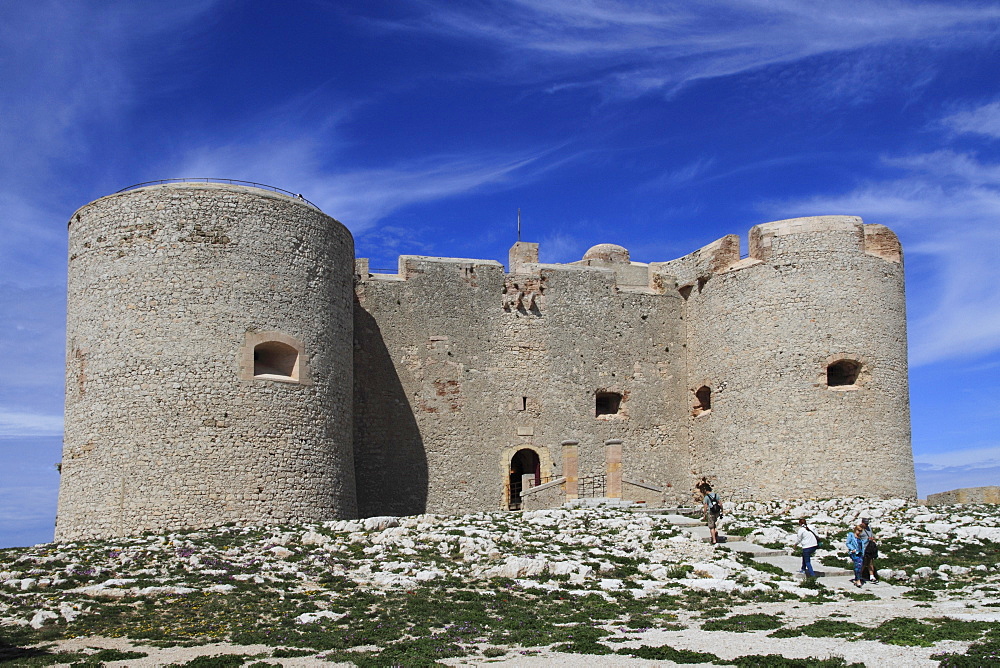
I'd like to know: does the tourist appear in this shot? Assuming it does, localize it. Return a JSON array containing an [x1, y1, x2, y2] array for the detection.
[[699, 482, 723, 545], [846, 525, 868, 587], [860, 517, 879, 583], [792, 517, 819, 578]]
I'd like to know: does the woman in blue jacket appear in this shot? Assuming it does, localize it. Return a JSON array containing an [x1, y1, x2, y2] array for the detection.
[[846, 525, 868, 587]]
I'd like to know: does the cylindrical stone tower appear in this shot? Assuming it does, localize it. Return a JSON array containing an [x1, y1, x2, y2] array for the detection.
[[685, 216, 914, 500], [57, 183, 357, 540]]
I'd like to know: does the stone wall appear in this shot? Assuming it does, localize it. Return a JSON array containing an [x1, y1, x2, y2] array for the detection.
[[927, 487, 1000, 505], [671, 216, 914, 500], [58, 184, 356, 540], [353, 249, 692, 516], [58, 182, 917, 538]]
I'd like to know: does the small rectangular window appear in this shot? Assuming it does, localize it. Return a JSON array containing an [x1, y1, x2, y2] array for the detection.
[[596, 392, 622, 416]]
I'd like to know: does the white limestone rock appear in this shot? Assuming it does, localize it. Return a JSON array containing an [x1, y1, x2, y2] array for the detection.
[[206, 584, 236, 593], [955, 526, 1000, 542], [364, 516, 400, 532], [415, 569, 443, 582], [485, 556, 548, 579], [301, 530, 330, 546], [689, 562, 729, 580], [754, 527, 791, 544], [682, 578, 738, 592], [29, 610, 58, 629], [58, 602, 82, 622], [295, 610, 346, 624]]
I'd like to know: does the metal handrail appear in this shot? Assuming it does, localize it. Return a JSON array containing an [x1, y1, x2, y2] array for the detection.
[[115, 178, 321, 210]]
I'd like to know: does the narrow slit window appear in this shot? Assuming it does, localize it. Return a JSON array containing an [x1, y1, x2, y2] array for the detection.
[[596, 392, 622, 416]]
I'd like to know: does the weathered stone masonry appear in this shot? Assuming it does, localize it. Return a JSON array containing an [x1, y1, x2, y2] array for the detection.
[[57, 183, 915, 540]]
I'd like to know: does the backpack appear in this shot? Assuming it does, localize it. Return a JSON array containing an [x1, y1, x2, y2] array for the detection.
[[707, 493, 722, 516], [806, 527, 822, 548]]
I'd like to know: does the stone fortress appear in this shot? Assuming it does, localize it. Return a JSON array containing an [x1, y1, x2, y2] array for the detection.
[[56, 182, 916, 541]]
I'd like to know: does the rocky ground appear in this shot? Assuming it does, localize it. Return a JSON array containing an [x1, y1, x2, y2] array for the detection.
[[1, 497, 998, 667]]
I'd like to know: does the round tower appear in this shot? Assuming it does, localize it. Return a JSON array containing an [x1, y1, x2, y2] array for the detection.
[[57, 183, 357, 540], [685, 216, 914, 500]]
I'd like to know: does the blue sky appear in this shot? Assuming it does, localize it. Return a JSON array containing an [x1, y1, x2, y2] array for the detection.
[[2, 1, 999, 547]]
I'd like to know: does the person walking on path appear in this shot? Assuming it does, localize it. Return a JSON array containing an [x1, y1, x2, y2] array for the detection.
[[699, 482, 724, 545], [860, 517, 879, 583], [847, 525, 869, 587], [792, 518, 819, 578]]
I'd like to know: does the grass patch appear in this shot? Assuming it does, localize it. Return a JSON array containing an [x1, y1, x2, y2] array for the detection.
[[902, 587, 937, 601], [701, 613, 784, 632], [270, 647, 315, 658], [932, 628, 1000, 667], [619, 644, 719, 662], [769, 619, 866, 639], [166, 655, 253, 667], [861, 617, 996, 647], [729, 655, 863, 667], [876, 537, 1000, 575], [550, 625, 613, 655]]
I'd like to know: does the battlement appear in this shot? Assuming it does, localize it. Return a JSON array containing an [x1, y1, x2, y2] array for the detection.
[[60, 183, 915, 540], [357, 215, 901, 299], [749, 215, 902, 264]]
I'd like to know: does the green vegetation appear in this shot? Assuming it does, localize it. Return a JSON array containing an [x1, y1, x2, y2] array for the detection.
[[861, 617, 997, 647], [902, 587, 937, 601], [932, 626, 1000, 667], [769, 619, 866, 638], [0, 645, 148, 667], [876, 536, 999, 575], [701, 613, 784, 632], [1, 501, 999, 665], [729, 656, 863, 667], [619, 644, 719, 662]]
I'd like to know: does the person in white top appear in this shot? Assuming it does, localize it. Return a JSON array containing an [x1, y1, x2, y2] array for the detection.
[[792, 517, 819, 578]]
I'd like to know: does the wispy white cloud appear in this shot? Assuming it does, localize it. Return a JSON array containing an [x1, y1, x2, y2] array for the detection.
[[176, 136, 555, 232], [0, 411, 63, 438], [942, 99, 1000, 139], [538, 231, 589, 264], [915, 444, 1000, 470], [643, 157, 718, 191], [394, 0, 1000, 97], [0, 1, 219, 286], [0, 1, 218, 189], [770, 149, 1000, 367], [915, 462, 1000, 499], [913, 444, 1000, 498]]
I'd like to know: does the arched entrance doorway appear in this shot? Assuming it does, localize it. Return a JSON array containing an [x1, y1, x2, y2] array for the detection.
[[508, 448, 541, 510]]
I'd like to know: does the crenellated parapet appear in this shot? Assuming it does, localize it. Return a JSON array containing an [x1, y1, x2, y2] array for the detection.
[[60, 186, 916, 540]]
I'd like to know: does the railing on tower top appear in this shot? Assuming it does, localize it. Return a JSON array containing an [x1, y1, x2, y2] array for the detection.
[[114, 178, 321, 210]]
